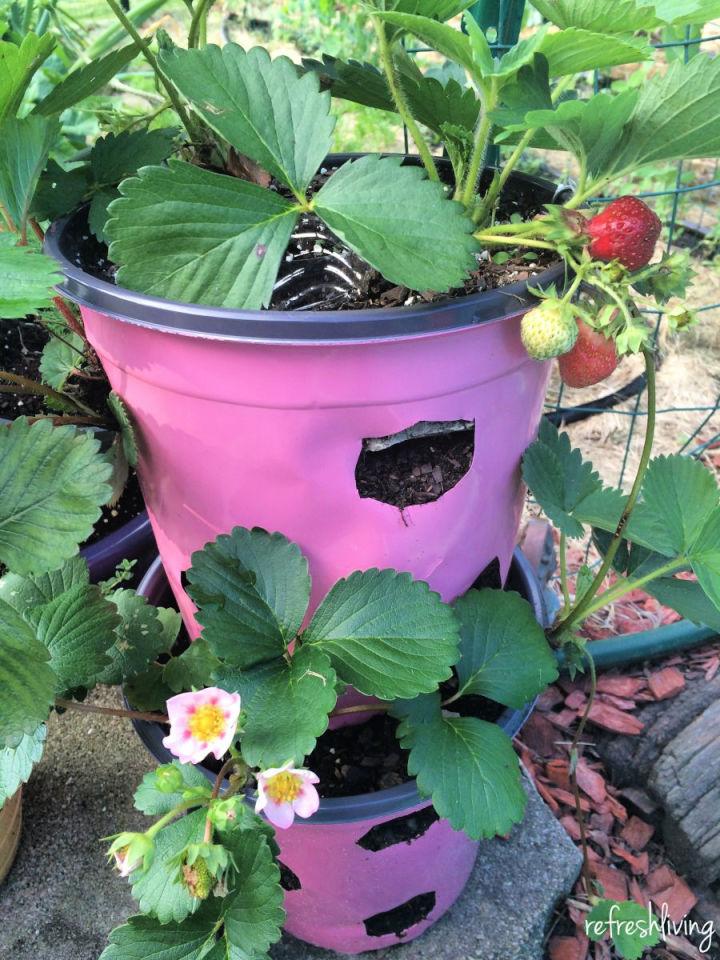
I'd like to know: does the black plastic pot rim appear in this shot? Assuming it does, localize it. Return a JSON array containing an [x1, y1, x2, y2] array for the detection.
[[81, 510, 152, 577], [45, 157, 568, 346], [130, 549, 543, 825]]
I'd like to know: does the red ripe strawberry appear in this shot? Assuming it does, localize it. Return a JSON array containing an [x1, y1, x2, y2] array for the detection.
[[586, 196, 662, 271], [559, 319, 619, 388]]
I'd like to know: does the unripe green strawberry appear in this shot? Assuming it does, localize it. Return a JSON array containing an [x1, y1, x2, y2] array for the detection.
[[521, 300, 578, 360]]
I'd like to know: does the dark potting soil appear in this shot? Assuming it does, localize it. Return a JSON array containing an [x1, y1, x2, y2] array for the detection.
[[0, 320, 48, 417], [66, 163, 560, 312], [0, 317, 146, 541], [84, 470, 146, 545], [355, 426, 474, 509], [306, 694, 503, 800]]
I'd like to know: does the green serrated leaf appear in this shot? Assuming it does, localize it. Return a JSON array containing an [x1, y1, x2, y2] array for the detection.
[[131, 808, 207, 923], [39, 329, 85, 390], [0, 556, 89, 612], [29, 582, 120, 694], [688, 508, 720, 614], [627, 455, 719, 557], [187, 527, 310, 670], [0, 723, 45, 805], [240, 645, 337, 768], [107, 159, 299, 310], [521, 90, 639, 178], [393, 695, 527, 839], [89, 127, 177, 187], [304, 568, 459, 700], [160, 43, 334, 194], [373, 12, 476, 77], [0, 598, 55, 747], [107, 391, 139, 468], [100, 905, 221, 960], [314, 155, 478, 293], [0, 33, 55, 123], [33, 42, 140, 116], [134, 761, 212, 816], [522, 419, 603, 538], [163, 639, 221, 693], [452, 589, 557, 708], [586, 899, 662, 959], [604, 56, 720, 182], [125, 662, 177, 712], [88, 187, 119, 244], [0, 246, 61, 319], [655, 0, 720, 27], [0, 418, 112, 575], [222, 830, 285, 960], [302, 54, 480, 144], [538, 28, 652, 77], [97, 589, 174, 686], [32, 159, 90, 222], [647, 576, 720, 632], [529, 0, 660, 33], [0, 115, 58, 232]]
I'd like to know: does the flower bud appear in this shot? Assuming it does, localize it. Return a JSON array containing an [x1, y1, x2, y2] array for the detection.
[[106, 831, 154, 876], [154, 764, 184, 794]]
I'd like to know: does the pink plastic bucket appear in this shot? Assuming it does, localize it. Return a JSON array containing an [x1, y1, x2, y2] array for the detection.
[[47, 163, 562, 634]]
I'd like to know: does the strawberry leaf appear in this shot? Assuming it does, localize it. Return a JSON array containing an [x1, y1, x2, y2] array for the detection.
[[107, 159, 300, 310], [586, 899, 661, 959], [159, 44, 334, 194], [0, 246, 60, 319], [0, 115, 58, 232], [0, 33, 55, 123], [314, 155, 479, 293], [452, 589, 557, 708], [392, 694, 527, 839], [303, 567, 459, 700]]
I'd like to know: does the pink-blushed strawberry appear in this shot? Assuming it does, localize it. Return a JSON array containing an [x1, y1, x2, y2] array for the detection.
[[520, 300, 578, 360], [586, 196, 662, 271], [559, 319, 619, 388]]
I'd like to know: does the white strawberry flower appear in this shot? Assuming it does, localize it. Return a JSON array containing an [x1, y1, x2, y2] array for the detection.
[[255, 761, 320, 829], [162, 687, 241, 765]]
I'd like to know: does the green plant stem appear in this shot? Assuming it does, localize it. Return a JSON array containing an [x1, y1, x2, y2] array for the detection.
[[52, 295, 88, 343], [460, 80, 497, 208], [474, 74, 576, 226], [204, 756, 237, 842], [569, 651, 597, 899], [188, 0, 213, 47], [147, 797, 205, 838], [559, 533, 571, 608], [103, 0, 198, 142], [474, 233, 556, 251], [551, 348, 657, 638], [55, 698, 169, 724], [0, 369, 98, 417], [574, 556, 685, 623], [372, 17, 439, 183]]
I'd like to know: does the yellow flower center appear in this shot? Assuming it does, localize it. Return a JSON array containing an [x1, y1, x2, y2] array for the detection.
[[265, 771, 302, 804], [188, 704, 225, 742]]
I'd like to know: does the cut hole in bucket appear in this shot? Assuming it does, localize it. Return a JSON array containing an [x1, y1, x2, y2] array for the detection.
[[356, 420, 474, 509], [472, 556, 502, 591], [357, 807, 440, 851], [364, 892, 436, 938], [278, 861, 302, 891]]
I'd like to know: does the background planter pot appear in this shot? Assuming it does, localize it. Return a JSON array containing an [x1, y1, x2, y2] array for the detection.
[[131, 548, 545, 954], [82, 510, 155, 583], [47, 161, 564, 636], [0, 791, 22, 885]]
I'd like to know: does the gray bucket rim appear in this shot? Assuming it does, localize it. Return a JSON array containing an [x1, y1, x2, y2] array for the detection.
[[45, 156, 568, 346]]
